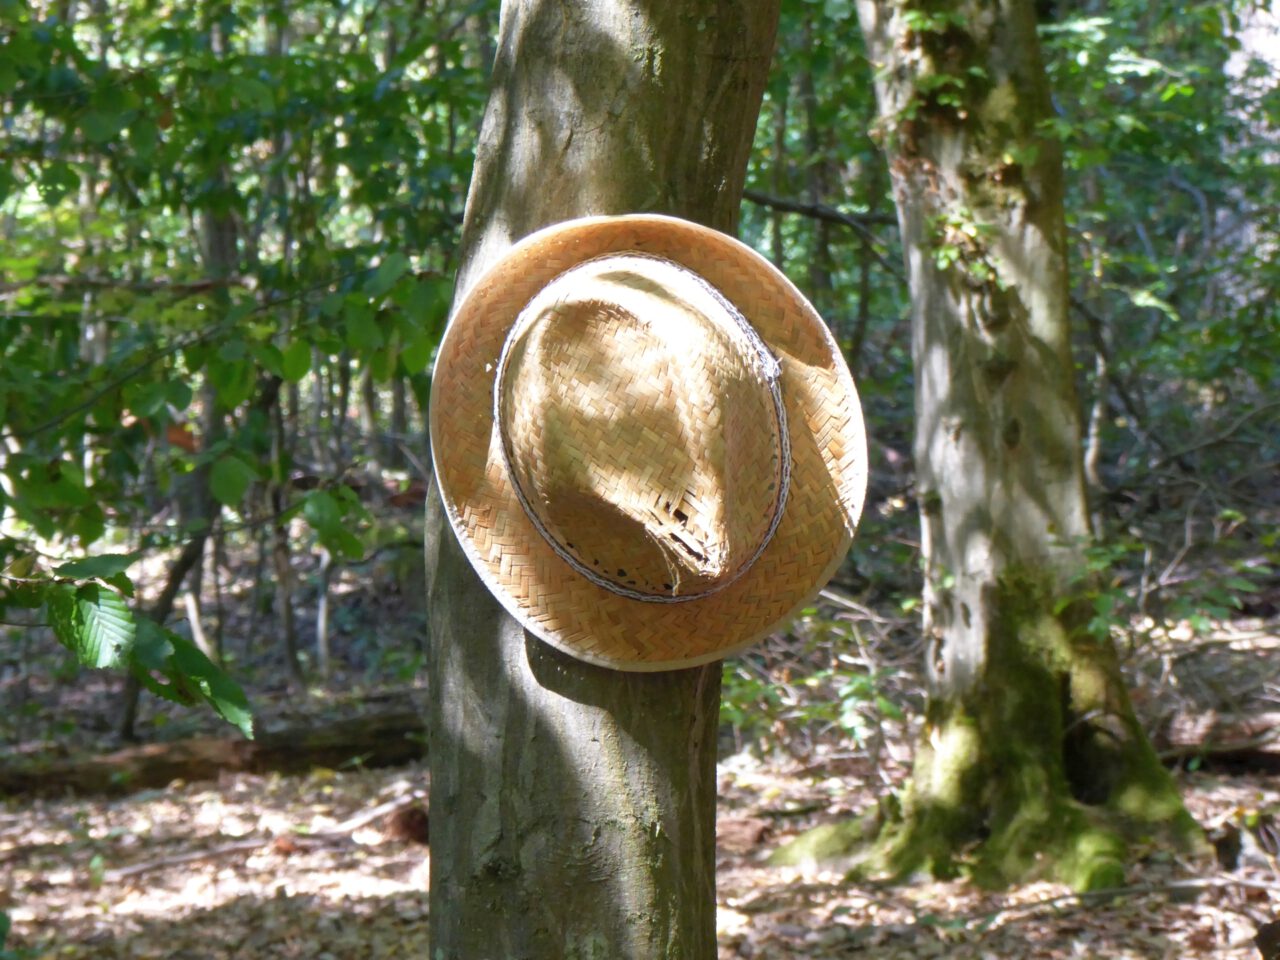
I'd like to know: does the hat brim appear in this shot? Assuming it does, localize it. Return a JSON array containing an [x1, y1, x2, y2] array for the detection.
[[430, 215, 868, 671]]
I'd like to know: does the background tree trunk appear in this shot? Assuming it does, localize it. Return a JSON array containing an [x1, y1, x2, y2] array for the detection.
[[848, 0, 1202, 889], [424, 1, 780, 957]]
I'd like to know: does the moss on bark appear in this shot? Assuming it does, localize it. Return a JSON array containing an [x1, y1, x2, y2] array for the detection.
[[775, 569, 1205, 891]]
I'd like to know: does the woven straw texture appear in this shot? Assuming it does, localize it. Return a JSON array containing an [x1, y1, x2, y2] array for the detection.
[[431, 215, 867, 671], [497, 253, 787, 601]]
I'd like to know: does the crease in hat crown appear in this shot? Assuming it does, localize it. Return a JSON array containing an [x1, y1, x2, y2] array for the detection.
[[493, 252, 791, 604], [429, 213, 868, 671]]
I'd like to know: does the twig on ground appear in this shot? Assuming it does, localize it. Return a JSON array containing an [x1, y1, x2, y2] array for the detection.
[[1157, 727, 1280, 762], [94, 792, 427, 885], [931, 873, 1280, 931]]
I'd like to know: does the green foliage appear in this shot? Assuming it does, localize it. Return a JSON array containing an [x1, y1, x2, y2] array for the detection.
[[720, 660, 787, 748], [46, 581, 134, 669], [1060, 527, 1278, 649], [0, 908, 26, 960], [721, 617, 907, 756], [0, 554, 254, 737], [209, 454, 260, 508], [132, 618, 253, 736], [0, 0, 495, 713], [1, 0, 1275, 748], [1042, 0, 1280, 393]]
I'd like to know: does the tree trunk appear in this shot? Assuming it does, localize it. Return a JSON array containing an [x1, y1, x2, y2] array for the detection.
[[425, 2, 779, 957], [388, 375, 408, 470], [849, 0, 1201, 889], [270, 378, 306, 693], [799, 20, 835, 314]]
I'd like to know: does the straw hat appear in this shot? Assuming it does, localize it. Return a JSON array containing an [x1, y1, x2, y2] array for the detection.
[[430, 214, 867, 671]]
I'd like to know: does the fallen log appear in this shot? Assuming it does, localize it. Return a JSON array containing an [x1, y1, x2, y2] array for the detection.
[[0, 709, 426, 797], [1154, 709, 1280, 771]]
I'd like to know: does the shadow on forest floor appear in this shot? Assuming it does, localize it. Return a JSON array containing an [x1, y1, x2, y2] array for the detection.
[[3, 745, 1276, 960], [1, 533, 1276, 960]]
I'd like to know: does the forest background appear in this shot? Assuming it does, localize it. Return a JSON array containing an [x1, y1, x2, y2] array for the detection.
[[0, 0, 1277, 956]]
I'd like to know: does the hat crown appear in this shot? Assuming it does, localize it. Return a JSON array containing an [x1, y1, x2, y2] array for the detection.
[[496, 254, 788, 601]]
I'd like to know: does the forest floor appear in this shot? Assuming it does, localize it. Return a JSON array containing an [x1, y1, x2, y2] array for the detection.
[[1, 548, 1277, 958], [0, 739, 1276, 959]]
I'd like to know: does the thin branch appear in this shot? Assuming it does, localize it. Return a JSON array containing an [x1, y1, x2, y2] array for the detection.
[[0, 275, 250, 296], [1154, 399, 1280, 469], [744, 188, 897, 231], [819, 587, 910, 627], [1070, 294, 1184, 465], [1, 268, 366, 444], [742, 189, 904, 281], [1157, 727, 1280, 762], [929, 874, 1280, 931], [98, 791, 426, 884]]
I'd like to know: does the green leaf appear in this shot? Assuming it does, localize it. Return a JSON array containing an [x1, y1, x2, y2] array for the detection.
[[126, 381, 170, 418], [167, 629, 254, 736], [207, 356, 255, 409], [53, 552, 140, 580], [0, 166, 18, 206], [103, 572, 136, 598], [370, 344, 396, 382], [87, 853, 106, 890], [210, 455, 259, 507], [366, 252, 410, 297], [81, 110, 125, 143], [230, 75, 274, 112], [343, 301, 383, 352], [252, 343, 284, 378], [47, 583, 135, 669], [319, 292, 345, 318], [876, 696, 905, 722], [281, 340, 311, 382], [823, 0, 853, 20], [38, 163, 80, 206], [398, 276, 446, 335], [337, 528, 365, 558], [2, 571, 46, 609], [303, 489, 364, 559], [303, 489, 342, 531], [131, 620, 254, 738], [399, 331, 435, 374], [132, 617, 176, 674], [166, 381, 194, 412], [334, 484, 373, 523], [1223, 576, 1259, 593], [129, 117, 159, 158]]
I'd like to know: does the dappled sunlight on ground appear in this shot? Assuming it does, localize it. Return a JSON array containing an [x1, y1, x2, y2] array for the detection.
[[3, 768, 429, 957], [4, 609, 1278, 959], [1, 755, 1276, 958]]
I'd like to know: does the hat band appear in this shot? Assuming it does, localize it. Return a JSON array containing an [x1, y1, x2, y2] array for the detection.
[[493, 252, 792, 605]]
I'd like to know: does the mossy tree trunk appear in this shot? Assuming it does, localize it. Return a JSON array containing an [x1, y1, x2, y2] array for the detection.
[[424, 2, 779, 957], [850, 0, 1201, 889]]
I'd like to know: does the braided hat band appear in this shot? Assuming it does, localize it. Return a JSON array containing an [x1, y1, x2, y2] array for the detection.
[[431, 215, 867, 671]]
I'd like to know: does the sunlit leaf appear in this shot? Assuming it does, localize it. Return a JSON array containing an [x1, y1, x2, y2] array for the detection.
[[47, 583, 135, 670], [366, 252, 410, 297]]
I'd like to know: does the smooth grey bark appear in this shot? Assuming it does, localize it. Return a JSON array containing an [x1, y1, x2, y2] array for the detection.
[[848, 0, 1198, 887], [858, 0, 1092, 691], [426, 2, 780, 958]]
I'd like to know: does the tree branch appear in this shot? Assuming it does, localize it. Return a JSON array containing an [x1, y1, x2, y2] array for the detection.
[[0, 275, 249, 296], [742, 189, 904, 283]]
